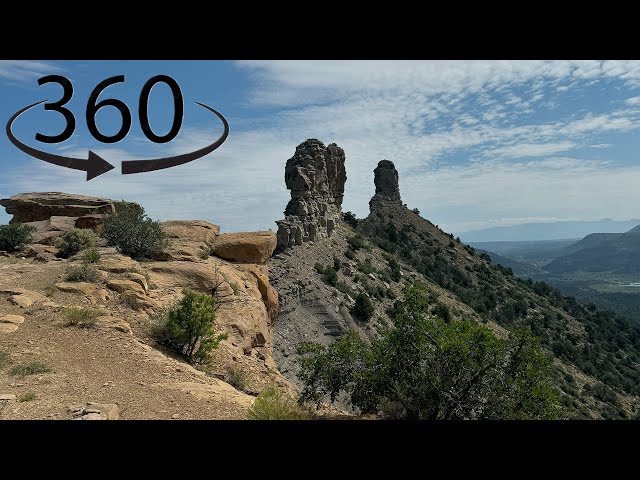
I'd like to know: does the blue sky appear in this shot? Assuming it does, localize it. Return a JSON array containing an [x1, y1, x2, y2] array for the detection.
[[2, 60, 640, 234]]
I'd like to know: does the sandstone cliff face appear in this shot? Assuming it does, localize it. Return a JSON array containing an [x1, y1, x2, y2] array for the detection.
[[275, 139, 346, 251]]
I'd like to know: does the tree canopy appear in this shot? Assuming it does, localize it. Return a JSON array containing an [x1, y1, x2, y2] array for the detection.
[[297, 282, 561, 419]]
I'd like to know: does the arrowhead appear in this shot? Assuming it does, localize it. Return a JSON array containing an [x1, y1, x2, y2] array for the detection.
[[86, 151, 115, 181]]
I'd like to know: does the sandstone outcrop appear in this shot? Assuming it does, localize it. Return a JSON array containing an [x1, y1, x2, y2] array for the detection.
[[0, 192, 122, 224], [369, 160, 402, 211], [210, 231, 277, 264], [275, 139, 346, 251]]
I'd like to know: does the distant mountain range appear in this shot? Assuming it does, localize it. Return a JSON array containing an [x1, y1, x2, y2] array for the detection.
[[458, 219, 640, 242], [546, 225, 640, 274]]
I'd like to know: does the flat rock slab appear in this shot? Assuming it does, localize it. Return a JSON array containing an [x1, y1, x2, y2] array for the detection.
[[0, 394, 16, 401], [0, 324, 19, 333], [8, 295, 34, 308], [0, 314, 25, 324], [68, 402, 119, 420]]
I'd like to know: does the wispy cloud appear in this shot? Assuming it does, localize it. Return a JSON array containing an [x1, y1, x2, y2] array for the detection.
[[0, 60, 61, 82]]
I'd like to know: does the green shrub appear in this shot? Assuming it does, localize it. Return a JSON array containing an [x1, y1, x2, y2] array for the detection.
[[9, 361, 51, 377], [343, 211, 359, 228], [0, 223, 36, 251], [314, 262, 325, 274], [18, 392, 36, 402], [247, 386, 309, 420], [322, 266, 338, 287], [227, 367, 248, 391], [357, 258, 376, 274], [161, 289, 228, 364], [56, 229, 97, 258], [103, 202, 168, 259], [230, 282, 241, 295], [347, 235, 365, 251], [333, 257, 342, 271], [65, 264, 100, 282], [0, 351, 10, 369], [351, 293, 374, 321], [433, 302, 451, 323], [83, 247, 101, 264], [345, 249, 356, 260], [63, 307, 101, 327]]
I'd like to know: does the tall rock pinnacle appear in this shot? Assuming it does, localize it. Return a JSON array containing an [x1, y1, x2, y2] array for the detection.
[[369, 160, 402, 211], [275, 139, 347, 251]]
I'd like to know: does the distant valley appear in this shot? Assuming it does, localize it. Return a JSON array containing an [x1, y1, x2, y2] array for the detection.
[[471, 224, 640, 324]]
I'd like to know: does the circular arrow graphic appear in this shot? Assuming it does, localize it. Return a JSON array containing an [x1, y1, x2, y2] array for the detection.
[[121, 102, 229, 175], [6, 101, 115, 181]]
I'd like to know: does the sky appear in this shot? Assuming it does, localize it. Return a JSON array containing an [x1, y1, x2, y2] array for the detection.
[[1, 60, 640, 236]]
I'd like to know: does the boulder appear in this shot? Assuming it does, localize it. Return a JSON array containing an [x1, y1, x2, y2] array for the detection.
[[210, 231, 276, 264], [24, 216, 78, 245], [160, 220, 220, 242], [23, 244, 59, 258], [106, 279, 146, 295], [151, 220, 221, 262], [96, 315, 132, 334]]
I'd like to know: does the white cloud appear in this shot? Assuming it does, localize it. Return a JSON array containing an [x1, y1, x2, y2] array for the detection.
[[484, 141, 576, 159], [403, 157, 640, 233], [0, 60, 61, 82]]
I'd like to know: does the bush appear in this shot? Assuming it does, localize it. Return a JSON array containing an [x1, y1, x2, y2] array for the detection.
[[0, 351, 10, 369], [314, 262, 325, 274], [322, 266, 338, 287], [103, 202, 168, 259], [56, 229, 97, 258], [343, 211, 359, 228], [226, 367, 248, 392], [347, 235, 365, 251], [345, 249, 356, 260], [352, 293, 374, 321], [161, 289, 228, 365], [247, 387, 309, 420], [83, 247, 101, 264], [65, 264, 101, 282], [18, 392, 36, 402], [63, 307, 101, 327], [9, 361, 51, 377], [0, 223, 36, 251]]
